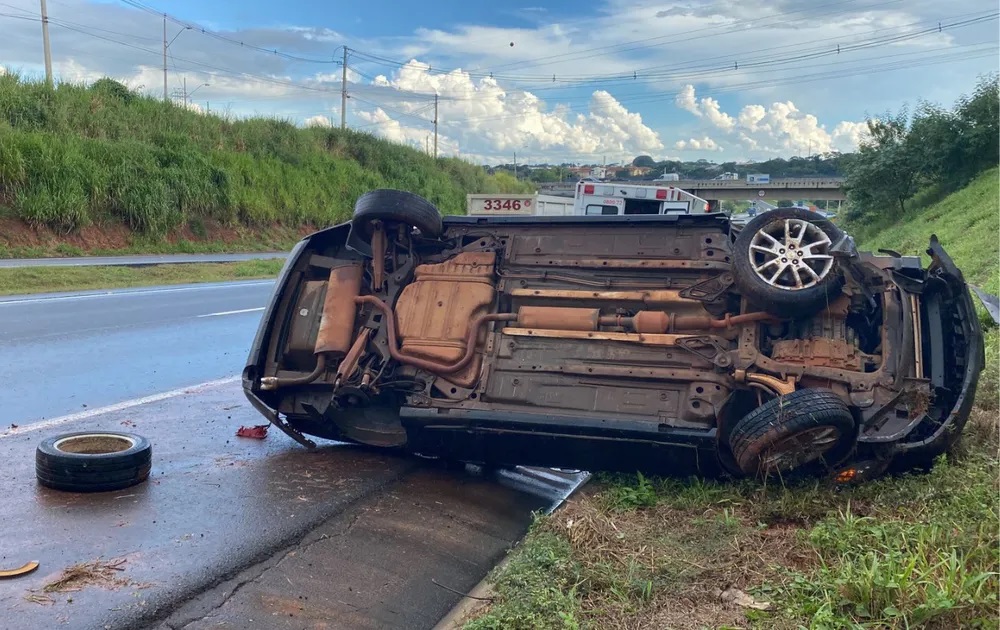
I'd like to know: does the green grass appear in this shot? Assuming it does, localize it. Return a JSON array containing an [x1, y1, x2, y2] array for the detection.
[[0, 73, 529, 241], [467, 171, 1000, 630], [846, 167, 999, 295], [0, 259, 285, 295]]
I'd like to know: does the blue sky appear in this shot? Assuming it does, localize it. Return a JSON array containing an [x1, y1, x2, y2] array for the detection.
[[4, 0, 998, 163]]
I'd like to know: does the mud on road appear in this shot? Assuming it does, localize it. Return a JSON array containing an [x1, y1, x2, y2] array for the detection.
[[0, 380, 583, 630]]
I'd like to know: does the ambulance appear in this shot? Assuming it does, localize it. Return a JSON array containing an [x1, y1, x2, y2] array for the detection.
[[574, 181, 712, 215]]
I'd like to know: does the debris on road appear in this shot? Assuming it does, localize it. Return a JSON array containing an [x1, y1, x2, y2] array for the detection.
[[0, 560, 39, 579], [36, 431, 152, 493], [236, 424, 269, 439], [43, 558, 130, 593]]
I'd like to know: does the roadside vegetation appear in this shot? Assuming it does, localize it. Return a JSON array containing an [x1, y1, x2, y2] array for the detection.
[[466, 77, 1000, 630], [0, 259, 284, 296], [0, 73, 529, 255]]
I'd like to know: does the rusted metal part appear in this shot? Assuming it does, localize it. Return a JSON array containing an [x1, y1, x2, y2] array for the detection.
[[676, 335, 733, 368], [395, 252, 496, 364], [518, 258, 731, 271], [370, 221, 387, 291], [519, 363, 732, 385], [314, 262, 364, 355], [631, 310, 670, 333], [337, 328, 372, 383], [518, 306, 600, 331], [0, 561, 39, 579], [356, 295, 516, 375], [509, 288, 699, 304], [734, 369, 796, 396], [678, 273, 735, 302], [620, 311, 778, 333], [413, 251, 497, 282], [260, 354, 327, 391], [771, 338, 865, 371], [502, 327, 692, 346]]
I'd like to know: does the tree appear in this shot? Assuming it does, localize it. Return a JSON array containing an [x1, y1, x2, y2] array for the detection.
[[632, 155, 655, 168], [845, 109, 918, 220]]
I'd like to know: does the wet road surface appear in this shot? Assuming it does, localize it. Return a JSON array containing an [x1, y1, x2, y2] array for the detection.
[[0, 380, 584, 630], [3, 282, 587, 629], [1, 281, 274, 427], [0, 253, 288, 268]]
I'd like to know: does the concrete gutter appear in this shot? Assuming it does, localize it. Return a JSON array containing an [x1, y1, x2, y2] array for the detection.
[[432, 470, 592, 630]]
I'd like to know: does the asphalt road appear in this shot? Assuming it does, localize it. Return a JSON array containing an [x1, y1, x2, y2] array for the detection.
[[1, 280, 586, 629], [0, 280, 275, 428], [0, 252, 289, 268]]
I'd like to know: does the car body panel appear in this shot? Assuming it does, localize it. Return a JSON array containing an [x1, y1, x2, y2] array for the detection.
[[243, 209, 983, 479]]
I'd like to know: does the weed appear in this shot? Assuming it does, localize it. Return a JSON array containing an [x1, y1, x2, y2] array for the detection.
[[0, 73, 530, 239]]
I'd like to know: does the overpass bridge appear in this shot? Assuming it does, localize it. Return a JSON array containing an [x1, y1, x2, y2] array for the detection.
[[539, 177, 846, 203]]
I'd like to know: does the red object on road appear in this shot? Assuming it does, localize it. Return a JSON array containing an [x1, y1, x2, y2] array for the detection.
[[236, 425, 269, 439]]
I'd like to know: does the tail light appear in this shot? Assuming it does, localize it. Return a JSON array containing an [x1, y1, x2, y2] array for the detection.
[[655, 189, 667, 199], [584, 184, 595, 194]]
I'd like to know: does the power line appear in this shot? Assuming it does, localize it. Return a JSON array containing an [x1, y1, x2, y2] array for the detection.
[[118, 0, 339, 64]]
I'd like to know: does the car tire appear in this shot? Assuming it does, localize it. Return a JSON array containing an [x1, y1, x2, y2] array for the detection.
[[352, 189, 443, 241], [732, 207, 845, 317], [36, 431, 152, 493], [729, 389, 855, 476]]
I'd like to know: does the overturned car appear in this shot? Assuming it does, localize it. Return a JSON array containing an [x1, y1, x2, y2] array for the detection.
[[243, 190, 983, 480]]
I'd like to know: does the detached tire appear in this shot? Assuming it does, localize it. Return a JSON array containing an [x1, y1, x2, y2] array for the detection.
[[729, 389, 855, 476], [732, 207, 845, 317], [36, 432, 152, 493], [352, 189, 443, 241]]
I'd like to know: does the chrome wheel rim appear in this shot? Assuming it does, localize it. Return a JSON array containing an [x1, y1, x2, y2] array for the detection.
[[748, 218, 834, 290]]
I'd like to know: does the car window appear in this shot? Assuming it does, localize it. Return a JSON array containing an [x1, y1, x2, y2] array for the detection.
[[586, 204, 620, 215]]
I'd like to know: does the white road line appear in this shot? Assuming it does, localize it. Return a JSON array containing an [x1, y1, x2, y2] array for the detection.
[[197, 307, 266, 318], [0, 281, 274, 306], [0, 375, 241, 439]]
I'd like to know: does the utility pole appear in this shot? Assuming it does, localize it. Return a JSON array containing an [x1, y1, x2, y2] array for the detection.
[[513, 150, 517, 179], [182, 76, 187, 106], [39, 0, 53, 87], [340, 46, 348, 129], [433, 93, 439, 159], [162, 15, 167, 102]]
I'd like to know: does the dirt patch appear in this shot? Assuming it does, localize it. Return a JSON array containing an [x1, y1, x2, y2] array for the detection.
[[0, 217, 316, 256], [538, 487, 813, 630]]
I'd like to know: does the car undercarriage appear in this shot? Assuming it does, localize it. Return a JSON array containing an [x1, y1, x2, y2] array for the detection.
[[243, 190, 983, 482]]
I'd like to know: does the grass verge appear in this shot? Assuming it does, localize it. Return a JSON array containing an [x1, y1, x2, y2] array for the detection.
[[0, 259, 284, 296]]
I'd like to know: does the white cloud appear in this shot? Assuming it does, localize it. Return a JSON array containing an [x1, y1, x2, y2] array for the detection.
[[304, 115, 333, 128], [359, 60, 664, 160], [675, 136, 722, 151], [676, 84, 868, 155]]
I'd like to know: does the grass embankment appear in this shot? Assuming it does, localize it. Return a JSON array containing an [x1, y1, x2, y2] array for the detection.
[[466, 173, 999, 629], [0, 259, 284, 296], [0, 73, 529, 256]]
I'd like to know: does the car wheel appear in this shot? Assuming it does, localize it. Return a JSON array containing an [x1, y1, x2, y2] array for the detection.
[[729, 389, 855, 476], [352, 189, 443, 242], [36, 431, 152, 493], [732, 207, 845, 317]]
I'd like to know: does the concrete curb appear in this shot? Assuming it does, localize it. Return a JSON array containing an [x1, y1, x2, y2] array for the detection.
[[431, 471, 592, 630]]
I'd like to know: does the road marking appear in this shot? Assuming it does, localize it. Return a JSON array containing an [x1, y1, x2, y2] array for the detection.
[[0, 281, 274, 306], [197, 307, 266, 318], [0, 375, 241, 439]]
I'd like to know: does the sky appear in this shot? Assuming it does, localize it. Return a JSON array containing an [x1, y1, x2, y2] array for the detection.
[[1, 0, 997, 164]]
